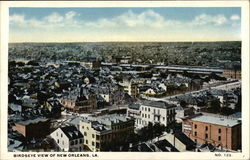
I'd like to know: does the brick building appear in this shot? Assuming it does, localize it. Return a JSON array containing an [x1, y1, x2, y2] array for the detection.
[[222, 69, 241, 80], [13, 117, 50, 139], [182, 114, 241, 151]]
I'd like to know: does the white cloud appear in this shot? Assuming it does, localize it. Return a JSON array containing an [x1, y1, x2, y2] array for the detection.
[[86, 10, 180, 28], [10, 10, 233, 31], [9, 14, 25, 23], [85, 10, 227, 29], [10, 11, 80, 29], [230, 15, 240, 21], [45, 12, 64, 23], [65, 11, 77, 20], [190, 14, 227, 26]]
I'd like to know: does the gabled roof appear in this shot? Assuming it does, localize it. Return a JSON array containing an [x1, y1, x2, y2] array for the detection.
[[174, 132, 196, 149], [154, 139, 179, 152], [60, 126, 83, 140]]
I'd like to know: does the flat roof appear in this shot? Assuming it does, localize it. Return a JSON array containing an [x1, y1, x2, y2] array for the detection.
[[191, 115, 241, 127]]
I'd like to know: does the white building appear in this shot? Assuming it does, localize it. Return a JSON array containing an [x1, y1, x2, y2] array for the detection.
[[50, 126, 84, 152], [127, 100, 176, 128]]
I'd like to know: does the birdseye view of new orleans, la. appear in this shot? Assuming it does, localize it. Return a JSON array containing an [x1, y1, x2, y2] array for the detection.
[[7, 7, 242, 153]]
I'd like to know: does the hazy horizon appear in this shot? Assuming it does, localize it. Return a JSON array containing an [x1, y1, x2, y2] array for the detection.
[[9, 40, 242, 44]]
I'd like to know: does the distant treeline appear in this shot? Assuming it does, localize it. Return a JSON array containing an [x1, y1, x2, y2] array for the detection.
[[9, 41, 241, 67]]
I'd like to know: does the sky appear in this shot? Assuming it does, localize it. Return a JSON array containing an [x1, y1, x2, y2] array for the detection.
[[9, 7, 241, 42]]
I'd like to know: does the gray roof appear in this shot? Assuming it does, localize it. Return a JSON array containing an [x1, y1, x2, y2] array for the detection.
[[60, 126, 83, 140], [81, 114, 132, 132], [191, 115, 241, 127], [142, 100, 176, 109], [15, 117, 49, 126], [128, 104, 140, 110]]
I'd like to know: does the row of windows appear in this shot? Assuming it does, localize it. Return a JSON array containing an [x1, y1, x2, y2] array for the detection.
[[137, 119, 148, 125], [56, 133, 64, 138], [142, 113, 150, 119], [141, 107, 174, 115], [85, 139, 100, 148], [57, 138, 83, 146], [193, 132, 221, 141], [141, 106, 151, 112], [194, 124, 222, 133], [82, 126, 89, 130]]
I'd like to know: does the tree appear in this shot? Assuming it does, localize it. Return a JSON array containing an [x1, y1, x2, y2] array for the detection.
[[153, 123, 165, 138]]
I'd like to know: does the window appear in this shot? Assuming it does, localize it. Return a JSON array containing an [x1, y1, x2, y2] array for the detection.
[[194, 132, 197, 136], [145, 107, 147, 111], [96, 142, 100, 148], [84, 132, 87, 136], [80, 139, 83, 143], [218, 136, 221, 141], [92, 134, 95, 138], [205, 126, 208, 131], [194, 124, 197, 129], [218, 128, 221, 133], [142, 107, 144, 111], [148, 114, 150, 119], [205, 133, 208, 139], [96, 135, 100, 140], [87, 127, 89, 130], [194, 139, 197, 143], [82, 126, 84, 129], [61, 133, 63, 137], [57, 139, 59, 143], [92, 142, 95, 146], [75, 140, 78, 145], [163, 117, 165, 121], [145, 114, 147, 118], [86, 140, 88, 144], [142, 113, 144, 118], [148, 108, 150, 112]]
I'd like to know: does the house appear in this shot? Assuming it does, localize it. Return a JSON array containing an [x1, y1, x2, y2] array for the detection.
[[80, 57, 101, 69], [163, 131, 196, 151], [12, 117, 50, 139], [79, 114, 134, 151], [60, 87, 97, 112], [45, 99, 62, 118], [182, 114, 241, 151], [129, 143, 153, 152], [119, 79, 140, 99], [127, 104, 141, 127], [153, 139, 179, 152], [175, 105, 195, 123], [222, 69, 241, 80], [127, 100, 176, 129], [50, 126, 84, 152], [114, 56, 131, 64]]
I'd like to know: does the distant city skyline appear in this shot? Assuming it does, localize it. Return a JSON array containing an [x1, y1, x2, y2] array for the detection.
[[9, 7, 241, 42]]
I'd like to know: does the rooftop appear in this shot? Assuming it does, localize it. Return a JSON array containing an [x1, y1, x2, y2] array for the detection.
[[141, 100, 176, 109], [15, 117, 49, 126], [191, 114, 241, 127], [60, 126, 83, 140]]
